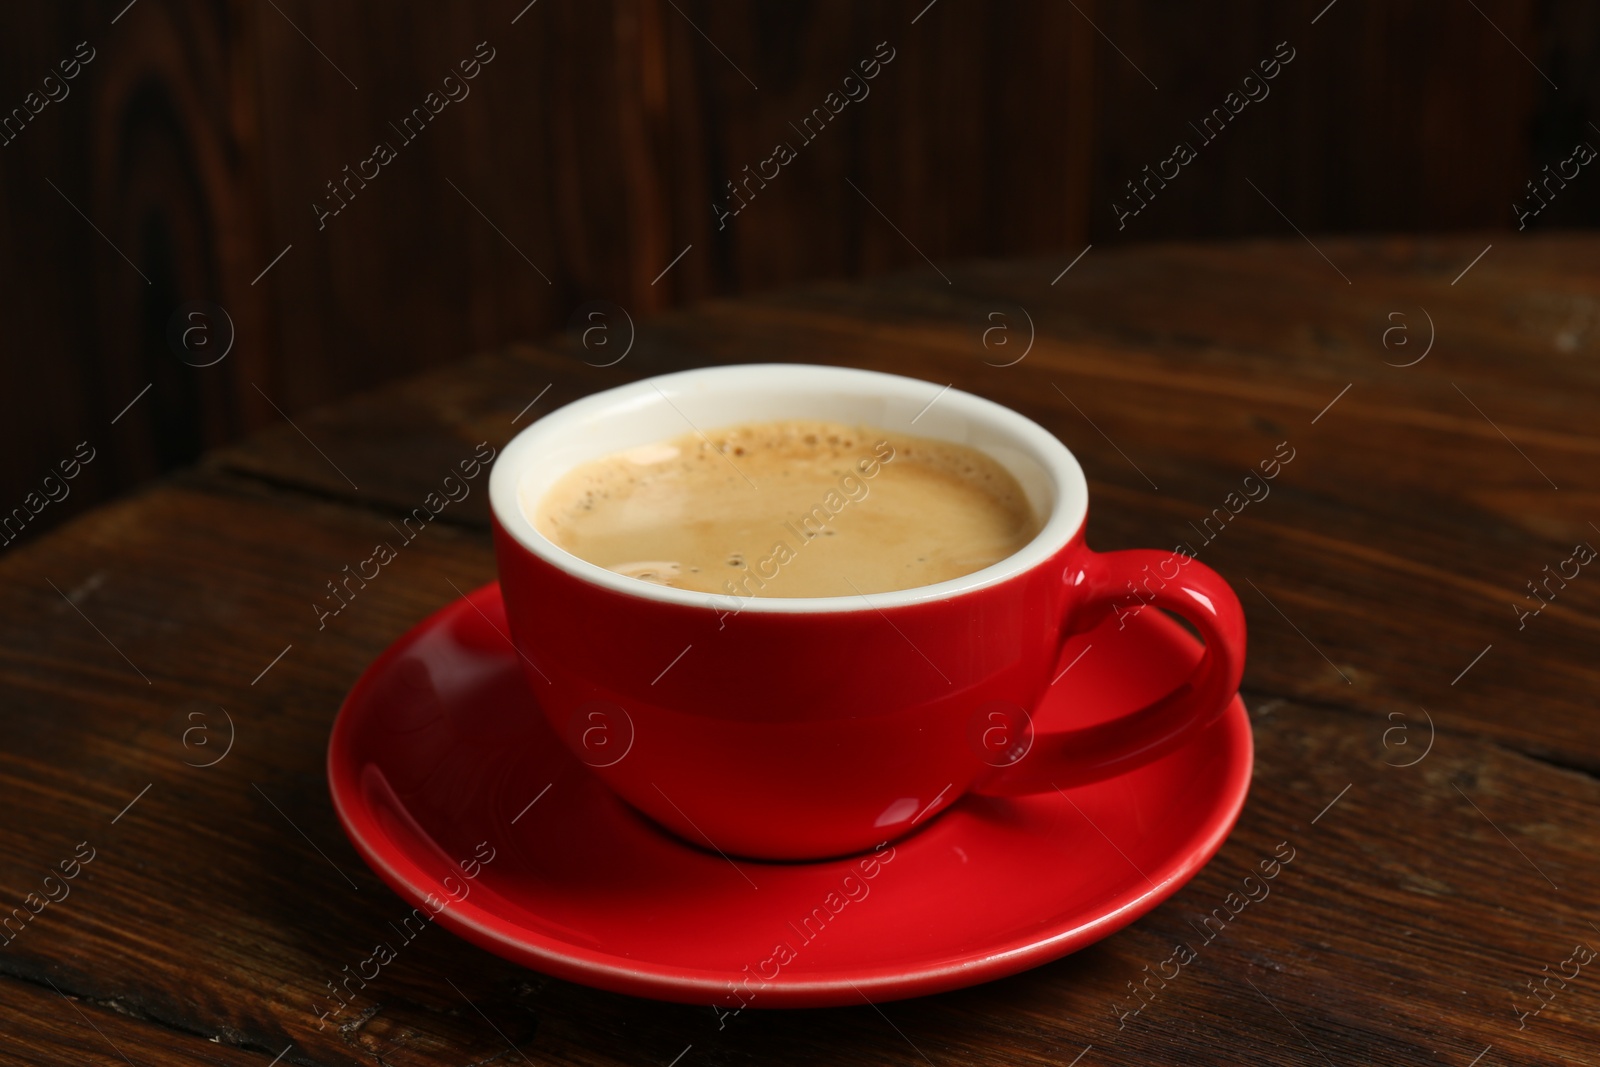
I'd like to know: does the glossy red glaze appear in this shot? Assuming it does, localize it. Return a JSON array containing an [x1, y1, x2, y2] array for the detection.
[[492, 517, 1247, 859], [328, 582, 1252, 1007]]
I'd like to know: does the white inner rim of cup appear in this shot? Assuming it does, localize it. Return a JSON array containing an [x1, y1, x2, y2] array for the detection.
[[488, 364, 1088, 613]]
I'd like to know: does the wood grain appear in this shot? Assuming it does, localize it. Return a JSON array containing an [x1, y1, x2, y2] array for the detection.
[[1, 234, 1598, 1062], [0, 974, 273, 1067]]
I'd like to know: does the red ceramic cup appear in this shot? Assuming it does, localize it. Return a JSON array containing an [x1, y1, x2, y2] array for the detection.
[[489, 364, 1246, 861]]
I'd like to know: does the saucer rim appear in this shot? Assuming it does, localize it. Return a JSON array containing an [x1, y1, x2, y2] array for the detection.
[[328, 581, 1253, 1007]]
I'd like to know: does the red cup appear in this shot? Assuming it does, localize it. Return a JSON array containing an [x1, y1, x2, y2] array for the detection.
[[489, 364, 1246, 860]]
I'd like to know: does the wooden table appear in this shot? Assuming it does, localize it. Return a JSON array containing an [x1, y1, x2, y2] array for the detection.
[[4, 235, 1598, 1065]]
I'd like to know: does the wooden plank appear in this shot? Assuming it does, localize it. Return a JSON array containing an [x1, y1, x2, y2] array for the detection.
[[1087, 0, 1547, 238], [202, 235, 1600, 775], [241, 0, 1097, 410], [0, 460, 1594, 1062], [0, 474, 524, 1065], [0, 0, 276, 545], [0, 973, 273, 1067]]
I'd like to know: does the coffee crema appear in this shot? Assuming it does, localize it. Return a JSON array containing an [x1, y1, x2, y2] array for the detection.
[[531, 419, 1040, 598]]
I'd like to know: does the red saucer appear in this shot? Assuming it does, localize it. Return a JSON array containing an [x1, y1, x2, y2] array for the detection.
[[328, 583, 1251, 1007]]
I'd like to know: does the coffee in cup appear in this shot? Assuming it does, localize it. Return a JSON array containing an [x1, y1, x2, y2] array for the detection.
[[531, 419, 1042, 598]]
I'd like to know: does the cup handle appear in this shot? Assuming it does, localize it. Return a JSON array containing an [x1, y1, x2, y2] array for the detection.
[[972, 548, 1247, 796]]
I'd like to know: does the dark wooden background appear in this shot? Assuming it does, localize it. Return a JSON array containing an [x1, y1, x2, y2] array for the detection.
[[2, 0, 1597, 542]]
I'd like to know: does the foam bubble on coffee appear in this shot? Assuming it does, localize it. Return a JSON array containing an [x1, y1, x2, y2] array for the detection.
[[532, 419, 1040, 598]]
